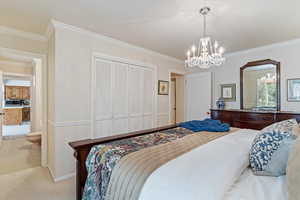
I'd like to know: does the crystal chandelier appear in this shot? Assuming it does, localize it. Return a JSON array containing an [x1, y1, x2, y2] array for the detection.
[[185, 7, 225, 69]]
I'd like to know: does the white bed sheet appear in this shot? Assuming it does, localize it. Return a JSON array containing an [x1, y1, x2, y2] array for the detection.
[[224, 168, 288, 200]]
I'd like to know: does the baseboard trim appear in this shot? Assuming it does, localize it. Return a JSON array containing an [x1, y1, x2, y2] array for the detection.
[[47, 167, 75, 182], [54, 173, 75, 182], [47, 166, 56, 182]]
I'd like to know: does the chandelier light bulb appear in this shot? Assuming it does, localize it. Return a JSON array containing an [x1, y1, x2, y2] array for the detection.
[[191, 45, 196, 52], [185, 7, 225, 69], [214, 41, 219, 49], [219, 47, 225, 54]]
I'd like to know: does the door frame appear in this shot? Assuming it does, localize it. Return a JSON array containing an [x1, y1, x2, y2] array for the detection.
[[91, 52, 158, 139], [0, 47, 47, 167], [168, 70, 186, 124]]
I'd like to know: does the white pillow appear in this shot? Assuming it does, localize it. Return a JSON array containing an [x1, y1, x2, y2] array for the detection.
[[287, 136, 300, 200]]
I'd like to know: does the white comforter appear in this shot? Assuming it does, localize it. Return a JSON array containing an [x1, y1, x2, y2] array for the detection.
[[139, 129, 259, 200]]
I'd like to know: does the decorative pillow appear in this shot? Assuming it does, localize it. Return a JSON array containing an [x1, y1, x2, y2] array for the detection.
[[249, 131, 296, 176], [287, 135, 300, 200], [261, 119, 298, 135], [263, 136, 295, 176]]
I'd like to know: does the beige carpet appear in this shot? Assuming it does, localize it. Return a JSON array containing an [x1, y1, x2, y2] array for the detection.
[[0, 138, 41, 175], [0, 167, 75, 200]]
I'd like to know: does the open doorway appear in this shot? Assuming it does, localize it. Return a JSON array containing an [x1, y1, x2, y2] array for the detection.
[[0, 52, 45, 175], [3, 75, 32, 138], [170, 73, 185, 124]]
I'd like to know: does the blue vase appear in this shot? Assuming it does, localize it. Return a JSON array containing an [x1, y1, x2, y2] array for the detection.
[[216, 99, 225, 109]]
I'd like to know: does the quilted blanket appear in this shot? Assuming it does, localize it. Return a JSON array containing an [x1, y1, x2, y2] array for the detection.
[[83, 127, 237, 200]]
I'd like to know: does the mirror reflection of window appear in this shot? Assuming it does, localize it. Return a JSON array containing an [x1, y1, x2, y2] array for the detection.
[[256, 73, 276, 109], [243, 64, 277, 111]]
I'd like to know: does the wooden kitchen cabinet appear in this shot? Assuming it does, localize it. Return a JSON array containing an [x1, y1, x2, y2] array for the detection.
[[5, 86, 22, 100], [21, 87, 30, 100], [22, 107, 30, 121], [5, 86, 30, 100], [4, 108, 23, 125]]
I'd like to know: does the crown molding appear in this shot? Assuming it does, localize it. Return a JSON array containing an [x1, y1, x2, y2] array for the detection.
[[45, 21, 55, 39], [0, 26, 47, 42], [226, 38, 300, 57], [0, 60, 33, 68], [50, 19, 184, 65]]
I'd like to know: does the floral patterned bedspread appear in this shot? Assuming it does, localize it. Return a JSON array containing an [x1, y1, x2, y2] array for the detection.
[[82, 127, 194, 200]]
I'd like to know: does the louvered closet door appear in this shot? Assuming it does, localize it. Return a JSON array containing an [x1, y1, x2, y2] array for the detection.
[[94, 59, 113, 138], [112, 62, 129, 134], [94, 58, 155, 138], [143, 68, 155, 129], [128, 66, 144, 132]]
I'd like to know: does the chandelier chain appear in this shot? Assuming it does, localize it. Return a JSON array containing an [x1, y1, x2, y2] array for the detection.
[[203, 13, 206, 37]]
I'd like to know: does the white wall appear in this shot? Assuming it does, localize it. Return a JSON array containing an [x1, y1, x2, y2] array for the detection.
[[212, 39, 300, 112], [48, 21, 185, 179]]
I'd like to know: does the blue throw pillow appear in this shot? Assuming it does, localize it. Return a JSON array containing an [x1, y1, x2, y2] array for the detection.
[[249, 131, 296, 176]]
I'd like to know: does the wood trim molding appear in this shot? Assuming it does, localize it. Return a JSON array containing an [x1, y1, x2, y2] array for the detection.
[[48, 120, 91, 127], [0, 26, 47, 42], [157, 113, 169, 117]]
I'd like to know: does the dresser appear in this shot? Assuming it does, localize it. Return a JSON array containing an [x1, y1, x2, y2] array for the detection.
[[211, 109, 300, 130]]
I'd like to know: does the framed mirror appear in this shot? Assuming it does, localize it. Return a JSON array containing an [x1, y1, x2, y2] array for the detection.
[[240, 59, 280, 111]]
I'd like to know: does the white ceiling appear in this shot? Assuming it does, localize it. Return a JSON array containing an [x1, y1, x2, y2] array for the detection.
[[1, 0, 300, 59]]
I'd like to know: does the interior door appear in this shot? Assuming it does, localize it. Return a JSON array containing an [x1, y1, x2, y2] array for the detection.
[[0, 71, 3, 145], [186, 72, 211, 121], [175, 76, 185, 123]]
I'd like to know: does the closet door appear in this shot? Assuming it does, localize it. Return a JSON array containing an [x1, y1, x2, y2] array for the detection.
[[93, 58, 155, 138], [143, 68, 155, 129], [128, 66, 144, 132], [94, 59, 113, 138], [112, 62, 129, 134]]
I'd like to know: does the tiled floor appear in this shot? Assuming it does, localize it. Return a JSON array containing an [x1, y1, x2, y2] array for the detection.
[[2, 122, 31, 137], [0, 137, 40, 175]]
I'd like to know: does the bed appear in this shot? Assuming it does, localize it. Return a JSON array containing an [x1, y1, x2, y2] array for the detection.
[[225, 168, 288, 200], [69, 116, 298, 200]]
